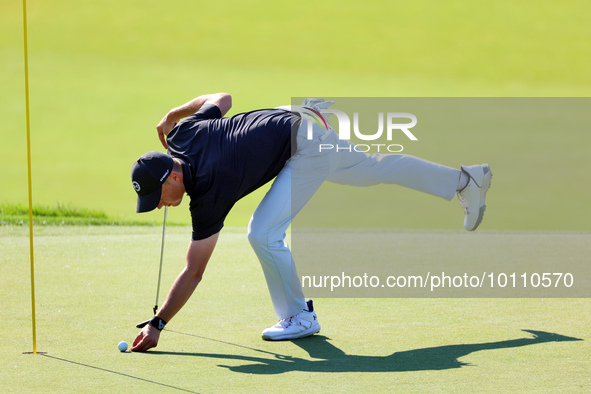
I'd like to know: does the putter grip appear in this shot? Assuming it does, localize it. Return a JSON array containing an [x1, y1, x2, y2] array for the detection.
[[136, 319, 151, 329]]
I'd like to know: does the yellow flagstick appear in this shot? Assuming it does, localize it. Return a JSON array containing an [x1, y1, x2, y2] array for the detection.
[[23, 0, 37, 355]]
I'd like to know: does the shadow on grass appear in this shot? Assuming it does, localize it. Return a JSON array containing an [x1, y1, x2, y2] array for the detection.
[[41, 354, 197, 393], [151, 329, 582, 375]]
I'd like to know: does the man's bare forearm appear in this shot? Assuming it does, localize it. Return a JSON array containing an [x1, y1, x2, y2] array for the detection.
[[157, 94, 231, 149], [155, 233, 219, 323], [166, 93, 232, 122], [155, 267, 201, 323], [166, 94, 214, 122]]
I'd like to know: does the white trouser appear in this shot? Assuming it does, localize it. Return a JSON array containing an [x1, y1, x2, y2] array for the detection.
[[248, 118, 460, 320]]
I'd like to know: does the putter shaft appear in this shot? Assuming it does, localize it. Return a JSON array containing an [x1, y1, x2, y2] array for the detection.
[[136, 206, 168, 329]]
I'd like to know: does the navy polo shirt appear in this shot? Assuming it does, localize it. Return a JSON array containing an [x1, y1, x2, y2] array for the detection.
[[166, 104, 300, 240]]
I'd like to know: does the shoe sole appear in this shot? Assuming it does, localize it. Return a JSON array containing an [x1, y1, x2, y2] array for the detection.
[[470, 164, 492, 231], [262, 324, 321, 341]]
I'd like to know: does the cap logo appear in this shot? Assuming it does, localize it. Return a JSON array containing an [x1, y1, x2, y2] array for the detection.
[[160, 169, 170, 182], [132, 181, 141, 192]]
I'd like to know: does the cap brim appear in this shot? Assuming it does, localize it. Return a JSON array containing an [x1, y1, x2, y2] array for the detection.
[[136, 187, 162, 213]]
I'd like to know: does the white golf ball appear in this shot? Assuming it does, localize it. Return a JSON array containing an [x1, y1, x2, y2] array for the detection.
[[118, 341, 128, 352]]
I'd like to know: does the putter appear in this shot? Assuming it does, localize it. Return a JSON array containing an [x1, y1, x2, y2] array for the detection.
[[136, 206, 168, 329]]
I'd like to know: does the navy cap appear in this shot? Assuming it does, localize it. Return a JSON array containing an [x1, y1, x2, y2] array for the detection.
[[131, 151, 174, 213]]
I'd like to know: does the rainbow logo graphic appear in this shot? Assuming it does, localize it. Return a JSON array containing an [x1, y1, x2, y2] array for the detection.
[[302, 106, 329, 130]]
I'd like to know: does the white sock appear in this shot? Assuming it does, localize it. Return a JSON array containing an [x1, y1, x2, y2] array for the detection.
[[457, 170, 470, 191]]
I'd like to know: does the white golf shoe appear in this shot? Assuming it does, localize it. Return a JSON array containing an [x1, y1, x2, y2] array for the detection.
[[457, 164, 492, 231], [262, 300, 320, 341]]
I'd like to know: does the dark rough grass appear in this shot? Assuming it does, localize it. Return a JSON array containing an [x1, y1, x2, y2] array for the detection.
[[0, 202, 174, 226]]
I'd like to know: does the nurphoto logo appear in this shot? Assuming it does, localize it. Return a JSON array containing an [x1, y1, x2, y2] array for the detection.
[[301, 106, 418, 153]]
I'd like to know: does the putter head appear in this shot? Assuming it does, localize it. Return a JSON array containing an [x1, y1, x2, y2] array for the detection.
[[136, 319, 150, 329]]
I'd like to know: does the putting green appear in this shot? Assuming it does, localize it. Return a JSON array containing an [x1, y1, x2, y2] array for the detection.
[[1, 226, 589, 392]]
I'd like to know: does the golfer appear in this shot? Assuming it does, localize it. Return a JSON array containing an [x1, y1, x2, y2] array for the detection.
[[130, 93, 491, 351]]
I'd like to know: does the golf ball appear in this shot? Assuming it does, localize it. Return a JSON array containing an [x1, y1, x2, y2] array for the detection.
[[118, 341, 128, 352]]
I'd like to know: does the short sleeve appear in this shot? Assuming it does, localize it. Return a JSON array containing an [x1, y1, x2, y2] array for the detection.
[[186, 103, 222, 122], [189, 199, 234, 240]]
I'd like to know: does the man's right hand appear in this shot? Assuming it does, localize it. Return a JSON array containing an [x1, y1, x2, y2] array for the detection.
[[156, 93, 232, 149], [131, 324, 161, 352]]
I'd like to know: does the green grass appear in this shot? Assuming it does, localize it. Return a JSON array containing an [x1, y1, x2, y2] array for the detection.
[[2, 0, 591, 391], [1, 0, 591, 228], [1, 226, 589, 392], [0, 202, 168, 226]]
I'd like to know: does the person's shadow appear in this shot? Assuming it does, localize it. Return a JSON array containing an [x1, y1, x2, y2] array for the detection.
[[152, 329, 582, 375]]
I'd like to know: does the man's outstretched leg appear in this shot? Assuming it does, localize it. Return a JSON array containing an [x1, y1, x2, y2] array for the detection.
[[325, 138, 492, 231]]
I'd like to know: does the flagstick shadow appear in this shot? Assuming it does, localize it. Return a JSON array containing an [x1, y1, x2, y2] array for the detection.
[[42, 354, 197, 393], [151, 329, 582, 375]]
